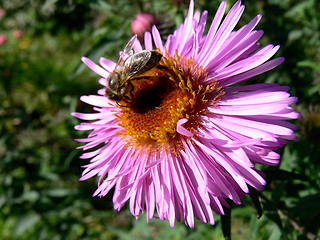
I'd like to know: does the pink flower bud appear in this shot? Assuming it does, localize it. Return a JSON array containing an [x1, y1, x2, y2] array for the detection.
[[131, 13, 158, 40], [0, 9, 6, 18], [0, 35, 7, 45], [13, 30, 23, 39]]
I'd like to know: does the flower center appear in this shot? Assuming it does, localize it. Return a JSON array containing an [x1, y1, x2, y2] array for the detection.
[[115, 51, 224, 149]]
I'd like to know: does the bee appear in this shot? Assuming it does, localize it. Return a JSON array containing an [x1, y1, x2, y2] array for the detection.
[[105, 35, 163, 103]]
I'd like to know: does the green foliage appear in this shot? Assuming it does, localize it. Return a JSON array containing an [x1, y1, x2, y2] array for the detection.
[[0, 0, 319, 239]]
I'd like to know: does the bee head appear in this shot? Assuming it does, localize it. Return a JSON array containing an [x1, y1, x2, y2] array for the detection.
[[105, 88, 122, 102], [108, 72, 120, 90]]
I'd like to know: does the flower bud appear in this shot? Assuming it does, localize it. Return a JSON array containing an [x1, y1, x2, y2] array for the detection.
[[131, 13, 158, 41], [0, 9, 6, 18], [13, 30, 23, 39], [0, 35, 7, 45]]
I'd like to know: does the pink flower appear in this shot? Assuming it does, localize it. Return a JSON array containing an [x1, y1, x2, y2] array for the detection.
[[0, 35, 7, 45], [73, 0, 298, 227], [131, 13, 158, 41], [0, 9, 5, 18], [13, 30, 23, 39]]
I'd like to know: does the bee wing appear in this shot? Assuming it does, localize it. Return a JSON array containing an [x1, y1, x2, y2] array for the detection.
[[123, 35, 137, 55], [124, 50, 152, 77], [117, 35, 138, 67]]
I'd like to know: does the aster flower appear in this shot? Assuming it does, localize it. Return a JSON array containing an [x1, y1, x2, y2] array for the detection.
[[72, 0, 299, 227]]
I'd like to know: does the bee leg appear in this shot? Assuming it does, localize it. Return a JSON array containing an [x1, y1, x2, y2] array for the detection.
[[122, 84, 134, 103], [116, 102, 131, 108], [156, 64, 169, 71], [129, 82, 135, 99]]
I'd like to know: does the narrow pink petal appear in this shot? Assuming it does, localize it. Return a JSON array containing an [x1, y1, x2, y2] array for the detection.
[[197, 1, 227, 63], [81, 57, 110, 79], [144, 31, 153, 50], [194, 139, 249, 193], [208, 30, 264, 72], [99, 57, 116, 72], [176, 118, 194, 137], [200, 2, 245, 66], [133, 38, 143, 52], [221, 91, 290, 106], [221, 57, 285, 86], [152, 26, 164, 52], [181, 141, 210, 205], [80, 95, 111, 107], [209, 101, 292, 116], [72, 112, 104, 120], [177, 0, 194, 53], [214, 45, 280, 79]]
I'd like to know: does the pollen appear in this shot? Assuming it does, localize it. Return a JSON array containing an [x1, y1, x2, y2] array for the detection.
[[116, 50, 224, 149]]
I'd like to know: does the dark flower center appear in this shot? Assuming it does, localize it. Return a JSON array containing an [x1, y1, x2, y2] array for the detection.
[[115, 51, 224, 149]]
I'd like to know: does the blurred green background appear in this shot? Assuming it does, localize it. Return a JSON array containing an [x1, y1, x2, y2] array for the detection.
[[0, 0, 319, 239]]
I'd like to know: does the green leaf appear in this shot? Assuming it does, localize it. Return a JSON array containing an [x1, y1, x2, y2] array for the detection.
[[44, 187, 74, 197], [268, 225, 282, 240], [265, 212, 284, 232], [297, 60, 320, 72], [14, 213, 40, 237], [247, 215, 259, 240]]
